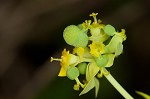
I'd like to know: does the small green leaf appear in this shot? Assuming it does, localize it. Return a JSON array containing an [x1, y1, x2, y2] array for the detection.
[[79, 78, 95, 96], [136, 91, 150, 99], [66, 67, 79, 80], [104, 24, 116, 36], [79, 77, 100, 97]]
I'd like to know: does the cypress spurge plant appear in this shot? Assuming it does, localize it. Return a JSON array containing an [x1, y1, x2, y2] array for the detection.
[[51, 12, 134, 98]]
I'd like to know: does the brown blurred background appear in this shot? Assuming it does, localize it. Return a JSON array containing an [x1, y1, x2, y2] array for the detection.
[[0, 0, 150, 99]]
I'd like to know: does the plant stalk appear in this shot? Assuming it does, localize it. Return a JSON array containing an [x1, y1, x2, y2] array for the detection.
[[104, 68, 134, 99]]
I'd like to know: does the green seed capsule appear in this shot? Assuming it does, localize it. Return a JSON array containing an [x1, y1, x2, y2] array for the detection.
[[95, 55, 107, 67], [104, 24, 116, 36], [77, 62, 87, 75], [66, 67, 79, 80], [63, 25, 88, 47]]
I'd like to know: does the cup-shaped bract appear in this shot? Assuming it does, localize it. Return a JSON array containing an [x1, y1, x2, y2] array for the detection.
[[104, 30, 126, 56]]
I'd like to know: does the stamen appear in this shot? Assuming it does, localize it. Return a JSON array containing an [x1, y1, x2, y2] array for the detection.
[[98, 19, 102, 23], [50, 57, 62, 62], [90, 13, 98, 24], [73, 84, 80, 91], [75, 78, 85, 88], [87, 20, 91, 25], [82, 20, 91, 29]]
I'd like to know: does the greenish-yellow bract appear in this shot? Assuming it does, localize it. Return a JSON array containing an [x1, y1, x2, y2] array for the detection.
[[63, 25, 88, 47], [104, 33, 124, 55]]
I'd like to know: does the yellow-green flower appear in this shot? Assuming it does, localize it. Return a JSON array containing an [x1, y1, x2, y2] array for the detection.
[[51, 49, 79, 76], [50, 12, 130, 98], [86, 12, 107, 43], [59, 49, 70, 76], [89, 12, 104, 29], [89, 41, 105, 57]]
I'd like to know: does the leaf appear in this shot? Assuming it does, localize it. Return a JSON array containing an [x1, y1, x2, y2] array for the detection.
[[81, 62, 100, 96], [79, 77, 100, 97], [79, 78, 95, 96], [94, 77, 100, 98], [136, 91, 150, 99]]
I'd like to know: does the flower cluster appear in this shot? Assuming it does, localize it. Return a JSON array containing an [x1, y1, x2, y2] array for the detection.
[[51, 12, 126, 97]]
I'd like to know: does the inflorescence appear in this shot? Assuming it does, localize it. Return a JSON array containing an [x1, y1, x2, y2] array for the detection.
[[50, 12, 127, 98]]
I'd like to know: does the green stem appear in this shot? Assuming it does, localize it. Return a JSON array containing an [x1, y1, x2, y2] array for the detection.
[[103, 68, 134, 99], [75, 78, 85, 88]]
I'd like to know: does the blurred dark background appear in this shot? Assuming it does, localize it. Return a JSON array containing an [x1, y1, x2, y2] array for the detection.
[[0, 0, 150, 99]]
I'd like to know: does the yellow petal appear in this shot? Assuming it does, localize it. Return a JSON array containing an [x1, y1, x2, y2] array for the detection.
[[58, 67, 66, 76]]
